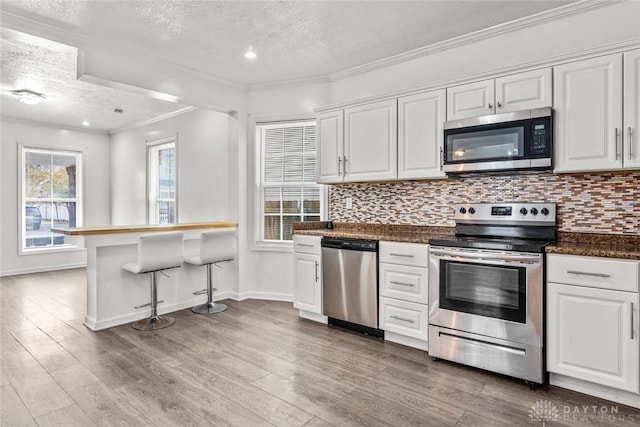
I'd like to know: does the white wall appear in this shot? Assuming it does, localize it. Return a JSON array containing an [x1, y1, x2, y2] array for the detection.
[[0, 121, 111, 276], [330, 1, 640, 104], [241, 83, 331, 299], [110, 108, 239, 294]]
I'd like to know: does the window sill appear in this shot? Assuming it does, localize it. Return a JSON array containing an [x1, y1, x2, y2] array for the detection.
[[251, 240, 294, 253], [20, 245, 85, 256]]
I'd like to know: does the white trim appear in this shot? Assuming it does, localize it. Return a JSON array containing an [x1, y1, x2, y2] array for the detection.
[[111, 107, 199, 135], [298, 310, 328, 324], [236, 291, 293, 302], [550, 373, 640, 410], [248, 75, 331, 91], [0, 261, 86, 277], [384, 331, 429, 352], [1, 116, 109, 135]]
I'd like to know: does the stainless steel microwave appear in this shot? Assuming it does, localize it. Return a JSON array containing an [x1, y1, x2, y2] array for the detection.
[[443, 107, 552, 174]]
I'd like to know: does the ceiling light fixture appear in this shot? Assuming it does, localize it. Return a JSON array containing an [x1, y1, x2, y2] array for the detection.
[[10, 89, 46, 105], [81, 120, 90, 127], [244, 49, 257, 60]]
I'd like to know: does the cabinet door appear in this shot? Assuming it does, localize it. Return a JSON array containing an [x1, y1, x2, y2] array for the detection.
[[293, 253, 322, 314], [446, 79, 495, 120], [398, 90, 446, 179], [344, 99, 397, 182], [495, 68, 552, 113], [554, 54, 623, 172], [624, 48, 640, 169], [316, 110, 344, 184], [547, 283, 639, 393]]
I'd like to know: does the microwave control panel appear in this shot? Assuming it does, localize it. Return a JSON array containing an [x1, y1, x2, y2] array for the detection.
[[530, 116, 551, 157]]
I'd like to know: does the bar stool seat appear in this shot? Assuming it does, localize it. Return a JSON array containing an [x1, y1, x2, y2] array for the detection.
[[186, 228, 236, 314], [122, 231, 184, 330]]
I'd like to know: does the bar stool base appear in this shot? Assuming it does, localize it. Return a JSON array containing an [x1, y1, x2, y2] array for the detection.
[[192, 302, 227, 315], [132, 315, 176, 331]]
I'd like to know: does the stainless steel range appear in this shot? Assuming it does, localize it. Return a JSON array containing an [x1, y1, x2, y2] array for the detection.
[[428, 202, 556, 386]]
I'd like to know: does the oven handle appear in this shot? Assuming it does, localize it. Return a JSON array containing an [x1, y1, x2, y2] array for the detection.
[[429, 248, 540, 263]]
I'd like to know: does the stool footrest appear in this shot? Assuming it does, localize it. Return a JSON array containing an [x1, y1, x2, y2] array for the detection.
[[193, 288, 219, 296], [134, 300, 164, 309]]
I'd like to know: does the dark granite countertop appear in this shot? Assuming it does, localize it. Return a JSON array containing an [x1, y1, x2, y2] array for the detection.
[[294, 222, 640, 260]]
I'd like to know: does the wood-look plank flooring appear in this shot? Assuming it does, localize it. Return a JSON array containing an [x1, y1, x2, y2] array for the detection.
[[2, 268, 640, 426]]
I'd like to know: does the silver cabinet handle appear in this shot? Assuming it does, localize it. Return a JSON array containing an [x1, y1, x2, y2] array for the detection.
[[343, 156, 348, 174], [390, 315, 415, 324], [497, 102, 502, 109], [631, 302, 635, 340], [615, 128, 620, 159], [390, 280, 415, 287], [629, 127, 633, 160], [567, 270, 611, 278], [389, 253, 415, 258], [315, 261, 319, 283], [297, 243, 314, 247], [488, 103, 493, 110], [338, 157, 342, 176], [439, 146, 444, 171]]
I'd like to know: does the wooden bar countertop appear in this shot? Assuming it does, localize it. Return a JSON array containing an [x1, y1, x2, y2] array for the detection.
[[53, 221, 238, 236]]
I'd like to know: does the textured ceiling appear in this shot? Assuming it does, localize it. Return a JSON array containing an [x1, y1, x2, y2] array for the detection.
[[3, 0, 575, 86], [0, 1, 576, 132], [0, 35, 190, 132]]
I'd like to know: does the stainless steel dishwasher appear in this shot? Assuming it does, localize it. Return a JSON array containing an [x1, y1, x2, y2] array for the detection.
[[321, 237, 382, 337]]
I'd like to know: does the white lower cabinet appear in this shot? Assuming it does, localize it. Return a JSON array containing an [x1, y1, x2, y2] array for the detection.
[[378, 241, 429, 351], [293, 235, 326, 323], [547, 254, 640, 406]]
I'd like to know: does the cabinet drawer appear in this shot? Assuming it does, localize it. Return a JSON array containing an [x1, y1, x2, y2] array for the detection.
[[293, 235, 321, 255], [379, 297, 428, 341], [547, 254, 639, 292], [380, 263, 428, 304], [379, 241, 428, 267]]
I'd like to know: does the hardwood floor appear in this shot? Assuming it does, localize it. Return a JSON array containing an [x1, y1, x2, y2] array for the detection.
[[1, 268, 639, 426]]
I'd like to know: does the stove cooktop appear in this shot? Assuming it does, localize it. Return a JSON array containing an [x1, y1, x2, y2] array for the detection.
[[428, 235, 553, 253]]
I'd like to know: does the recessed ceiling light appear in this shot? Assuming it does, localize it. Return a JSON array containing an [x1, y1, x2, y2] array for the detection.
[[244, 49, 257, 60], [10, 89, 46, 105], [81, 120, 90, 127]]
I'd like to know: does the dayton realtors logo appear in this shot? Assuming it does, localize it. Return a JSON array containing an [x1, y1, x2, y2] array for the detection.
[[529, 400, 638, 424]]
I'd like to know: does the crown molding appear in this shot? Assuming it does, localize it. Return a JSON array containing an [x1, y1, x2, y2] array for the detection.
[[329, 0, 622, 83], [0, 115, 110, 135], [0, 5, 246, 91], [110, 106, 198, 135], [248, 74, 331, 91]]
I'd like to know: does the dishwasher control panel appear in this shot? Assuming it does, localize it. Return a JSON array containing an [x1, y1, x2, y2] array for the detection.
[[321, 237, 378, 251]]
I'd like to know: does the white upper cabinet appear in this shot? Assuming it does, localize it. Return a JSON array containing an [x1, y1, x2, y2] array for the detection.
[[554, 54, 624, 172], [316, 110, 344, 184], [447, 68, 551, 120], [344, 99, 398, 182], [398, 89, 446, 179], [624, 48, 640, 169], [447, 79, 495, 120], [495, 68, 552, 113]]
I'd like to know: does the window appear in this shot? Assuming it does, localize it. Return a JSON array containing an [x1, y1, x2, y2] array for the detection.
[[21, 147, 82, 251], [257, 121, 322, 242], [148, 138, 176, 224]]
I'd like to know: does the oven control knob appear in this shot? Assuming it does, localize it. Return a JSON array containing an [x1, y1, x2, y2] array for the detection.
[[459, 207, 467, 214], [541, 207, 550, 216], [520, 208, 528, 215], [468, 207, 476, 214], [530, 207, 539, 215]]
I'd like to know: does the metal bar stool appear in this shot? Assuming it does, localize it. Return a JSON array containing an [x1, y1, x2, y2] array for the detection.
[[186, 228, 236, 315], [122, 231, 184, 330]]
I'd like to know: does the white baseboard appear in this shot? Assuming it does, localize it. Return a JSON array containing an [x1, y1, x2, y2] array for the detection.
[[0, 262, 87, 277], [550, 373, 640, 409], [236, 291, 293, 302], [298, 310, 328, 324], [384, 331, 429, 351]]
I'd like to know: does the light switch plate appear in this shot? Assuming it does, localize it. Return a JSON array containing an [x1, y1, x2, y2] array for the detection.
[[346, 197, 353, 209]]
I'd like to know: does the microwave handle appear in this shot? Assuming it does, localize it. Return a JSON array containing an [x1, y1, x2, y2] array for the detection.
[[439, 146, 444, 170]]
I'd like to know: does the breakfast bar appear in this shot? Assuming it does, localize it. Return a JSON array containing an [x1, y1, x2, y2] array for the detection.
[[55, 222, 238, 331]]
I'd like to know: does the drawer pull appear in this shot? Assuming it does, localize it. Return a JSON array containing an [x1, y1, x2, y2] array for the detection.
[[389, 253, 415, 258], [297, 243, 314, 248], [567, 270, 611, 278], [390, 315, 415, 324], [632, 303, 635, 340], [390, 280, 415, 287], [315, 261, 319, 283]]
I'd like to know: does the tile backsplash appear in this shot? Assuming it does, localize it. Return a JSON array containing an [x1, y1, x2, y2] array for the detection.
[[328, 171, 640, 235]]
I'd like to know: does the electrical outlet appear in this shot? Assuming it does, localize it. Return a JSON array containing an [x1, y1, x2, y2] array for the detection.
[[345, 197, 353, 209]]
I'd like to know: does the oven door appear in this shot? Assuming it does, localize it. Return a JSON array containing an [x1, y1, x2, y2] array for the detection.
[[428, 246, 543, 347]]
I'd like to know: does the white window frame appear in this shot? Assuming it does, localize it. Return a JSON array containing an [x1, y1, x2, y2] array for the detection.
[[147, 136, 178, 225], [18, 144, 84, 255], [251, 117, 327, 252]]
